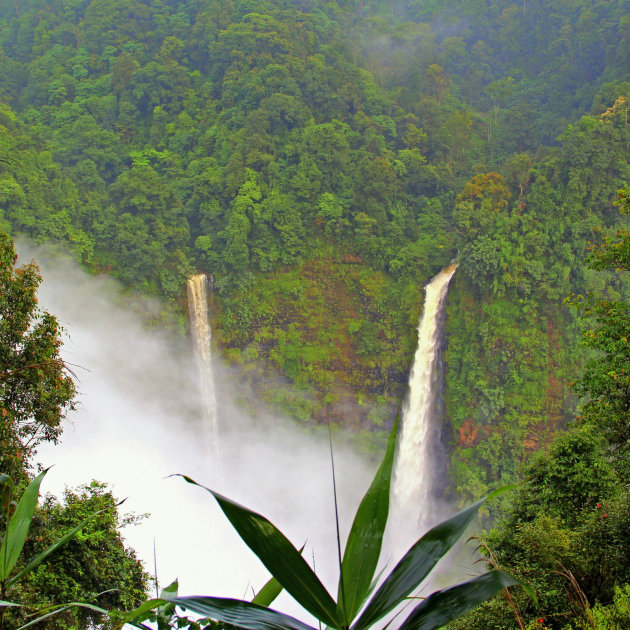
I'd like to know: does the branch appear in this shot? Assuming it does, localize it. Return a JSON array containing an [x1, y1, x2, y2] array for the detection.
[[0, 361, 86, 381]]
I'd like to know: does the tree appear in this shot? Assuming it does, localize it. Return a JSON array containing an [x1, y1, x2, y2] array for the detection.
[[451, 189, 630, 630], [0, 235, 149, 626], [453, 172, 514, 292], [0, 232, 75, 480], [574, 188, 630, 467], [22, 481, 148, 629], [450, 428, 630, 630], [0, 470, 148, 630]]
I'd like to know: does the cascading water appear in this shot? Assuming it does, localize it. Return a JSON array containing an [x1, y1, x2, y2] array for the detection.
[[28, 244, 371, 610], [389, 264, 457, 560], [187, 274, 219, 460]]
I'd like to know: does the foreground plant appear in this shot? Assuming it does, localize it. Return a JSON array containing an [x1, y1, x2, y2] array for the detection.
[[117, 421, 528, 630], [0, 470, 110, 629]]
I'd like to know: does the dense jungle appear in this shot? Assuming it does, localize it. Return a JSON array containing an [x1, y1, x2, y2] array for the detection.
[[0, 0, 629, 628]]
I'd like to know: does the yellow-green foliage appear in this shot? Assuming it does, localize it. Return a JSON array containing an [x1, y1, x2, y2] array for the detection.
[[216, 245, 426, 429]]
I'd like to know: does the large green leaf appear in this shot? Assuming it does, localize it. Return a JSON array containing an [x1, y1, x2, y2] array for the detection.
[[397, 570, 520, 630], [120, 596, 318, 630], [8, 503, 108, 585], [252, 544, 304, 607], [351, 498, 485, 630], [168, 596, 317, 630], [113, 597, 165, 628], [252, 575, 284, 607], [160, 579, 178, 598], [338, 417, 398, 624], [0, 468, 48, 581], [179, 475, 340, 628], [17, 602, 109, 630]]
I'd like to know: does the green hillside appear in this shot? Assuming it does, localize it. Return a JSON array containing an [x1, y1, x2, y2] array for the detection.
[[0, 0, 629, 498]]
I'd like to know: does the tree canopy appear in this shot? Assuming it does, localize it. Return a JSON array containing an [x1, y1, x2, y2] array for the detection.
[[0, 0, 629, 527], [0, 232, 148, 627], [451, 190, 630, 629], [0, 232, 75, 480]]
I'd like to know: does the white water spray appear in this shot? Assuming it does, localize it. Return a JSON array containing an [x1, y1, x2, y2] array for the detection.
[[187, 274, 219, 458], [23, 244, 373, 620], [389, 264, 457, 559]]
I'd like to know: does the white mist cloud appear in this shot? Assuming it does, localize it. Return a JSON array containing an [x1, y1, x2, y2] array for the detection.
[[17, 241, 374, 621]]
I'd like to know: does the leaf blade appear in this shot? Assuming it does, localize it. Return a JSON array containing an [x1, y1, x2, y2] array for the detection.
[[8, 504, 108, 586], [252, 543, 304, 607], [178, 475, 340, 628], [352, 497, 484, 630], [16, 602, 109, 630], [397, 570, 521, 630], [338, 417, 398, 624], [168, 596, 318, 630], [252, 575, 284, 607], [0, 468, 48, 580], [112, 597, 165, 627]]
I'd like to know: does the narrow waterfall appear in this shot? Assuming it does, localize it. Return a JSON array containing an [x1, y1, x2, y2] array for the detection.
[[389, 264, 457, 558], [187, 274, 219, 460]]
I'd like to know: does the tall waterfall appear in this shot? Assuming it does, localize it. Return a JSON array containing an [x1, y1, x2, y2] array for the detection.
[[389, 264, 457, 558], [187, 274, 219, 459]]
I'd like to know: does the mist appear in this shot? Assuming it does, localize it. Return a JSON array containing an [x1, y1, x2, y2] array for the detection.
[[19, 241, 375, 621]]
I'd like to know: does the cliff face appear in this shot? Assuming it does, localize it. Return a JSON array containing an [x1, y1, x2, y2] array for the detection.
[[212, 235, 583, 501], [215, 252, 418, 432], [441, 249, 594, 498]]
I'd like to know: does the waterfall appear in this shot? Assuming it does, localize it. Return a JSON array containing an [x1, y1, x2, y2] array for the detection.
[[389, 264, 457, 559], [28, 244, 372, 607], [187, 274, 219, 460]]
